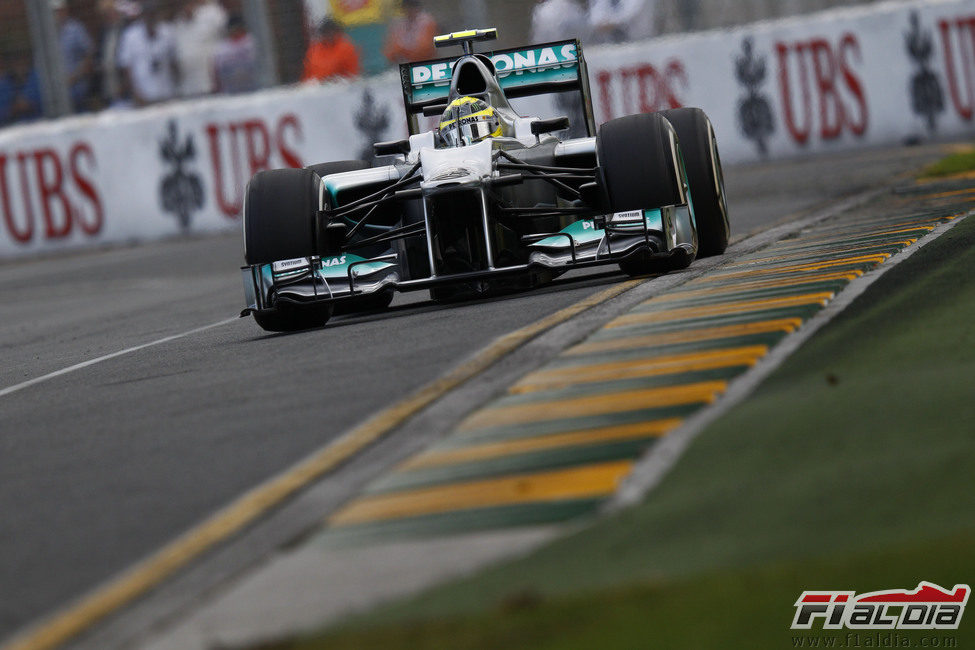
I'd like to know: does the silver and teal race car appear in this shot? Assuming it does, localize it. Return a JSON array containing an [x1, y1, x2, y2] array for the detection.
[[241, 28, 729, 332]]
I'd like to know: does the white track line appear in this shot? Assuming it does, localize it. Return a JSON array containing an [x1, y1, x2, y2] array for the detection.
[[609, 211, 972, 511], [0, 317, 239, 400]]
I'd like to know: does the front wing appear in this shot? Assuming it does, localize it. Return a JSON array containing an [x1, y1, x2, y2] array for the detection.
[[241, 205, 695, 316]]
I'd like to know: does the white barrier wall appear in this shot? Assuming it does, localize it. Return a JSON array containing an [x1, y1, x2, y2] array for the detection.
[[1, 0, 974, 258], [584, 0, 975, 160]]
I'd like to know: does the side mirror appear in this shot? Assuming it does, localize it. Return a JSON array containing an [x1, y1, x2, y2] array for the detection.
[[531, 116, 570, 136], [374, 139, 410, 157]]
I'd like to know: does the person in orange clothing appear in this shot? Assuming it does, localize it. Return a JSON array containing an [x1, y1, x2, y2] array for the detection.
[[383, 0, 438, 65], [302, 19, 360, 81]]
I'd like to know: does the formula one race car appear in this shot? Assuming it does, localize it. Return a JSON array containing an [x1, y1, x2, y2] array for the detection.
[[241, 28, 729, 331]]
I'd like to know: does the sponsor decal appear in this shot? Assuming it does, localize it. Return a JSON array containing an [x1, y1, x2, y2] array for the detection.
[[611, 210, 643, 223], [318, 253, 396, 277], [158, 120, 204, 231], [271, 257, 310, 273], [905, 10, 946, 133], [735, 37, 776, 156], [530, 217, 602, 248], [792, 582, 969, 630], [409, 43, 578, 86], [490, 44, 578, 77]]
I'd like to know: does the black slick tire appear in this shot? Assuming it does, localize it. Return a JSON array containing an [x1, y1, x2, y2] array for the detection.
[[244, 168, 321, 265], [243, 168, 333, 331], [597, 112, 684, 212], [599, 113, 686, 277]]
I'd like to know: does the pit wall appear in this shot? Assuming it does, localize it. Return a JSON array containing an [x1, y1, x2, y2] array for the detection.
[[1, 0, 973, 258]]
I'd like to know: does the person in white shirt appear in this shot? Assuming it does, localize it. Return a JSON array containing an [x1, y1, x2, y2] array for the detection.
[[173, 0, 227, 97], [588, 0, 657, 44], [116, 2, 179, 105], [531, 0, 590, 44]]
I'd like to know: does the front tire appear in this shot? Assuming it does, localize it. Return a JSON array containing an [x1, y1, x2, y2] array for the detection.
[[598, 113, 689, 277], [243, 168, 333, 331], [244, 168, 321, 265], [658, 108, 729, 257], [598, 112, 684, 212]]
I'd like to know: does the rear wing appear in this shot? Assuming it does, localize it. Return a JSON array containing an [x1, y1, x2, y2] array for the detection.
[[398, 38, 597, 137]]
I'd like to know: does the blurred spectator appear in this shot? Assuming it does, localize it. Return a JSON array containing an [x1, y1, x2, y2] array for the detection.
[[174, 0, 227, 97], [383, 0, 438, 65], [588, 0, 657, 44], [53, 0, 95, 112], [94, 0, 139, 108], [678, 0, 700, 31], [531, 0, 589, 44], [0, 53, 43, 126], [212, 13, 258, 94], [117, 1, 180, 105], [302, 19, 360, 81]]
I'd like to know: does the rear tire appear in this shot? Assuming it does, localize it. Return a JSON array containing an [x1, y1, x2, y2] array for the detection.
[[243, 168, 333, 331], [658, 108, 729, 257]]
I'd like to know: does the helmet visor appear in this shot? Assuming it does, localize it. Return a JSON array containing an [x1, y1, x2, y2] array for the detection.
[[441, 116, 500, 147]]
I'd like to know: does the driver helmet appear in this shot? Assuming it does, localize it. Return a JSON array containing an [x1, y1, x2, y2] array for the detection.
[[438, 96, 502, 147]]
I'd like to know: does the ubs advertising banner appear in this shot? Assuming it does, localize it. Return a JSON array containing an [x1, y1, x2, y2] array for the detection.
[[2, 0, 975, 258], [0, 79, 406, 258], [582, 0, 975, 160]]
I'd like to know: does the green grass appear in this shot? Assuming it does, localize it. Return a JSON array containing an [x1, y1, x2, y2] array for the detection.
[[263, 532, 975, 649], [256, 214, 975, 649], [920, 148, 975, 178]]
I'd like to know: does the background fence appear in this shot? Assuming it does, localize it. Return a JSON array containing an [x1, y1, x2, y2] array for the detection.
[[2, 0, 881, 129]]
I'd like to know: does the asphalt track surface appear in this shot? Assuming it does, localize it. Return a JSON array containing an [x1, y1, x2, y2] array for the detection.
[[0, 143, 948, 644]]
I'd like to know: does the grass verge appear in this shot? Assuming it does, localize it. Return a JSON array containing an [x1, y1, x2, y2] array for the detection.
[[920, 147, 975, 178], [260, 213, 975, 649]]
